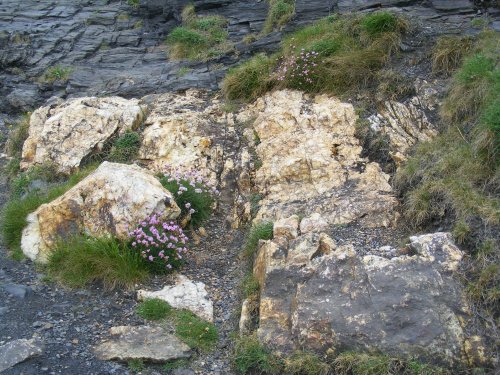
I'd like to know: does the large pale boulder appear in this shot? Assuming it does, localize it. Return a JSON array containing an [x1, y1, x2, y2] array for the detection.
[[94, 325, 190, 363], [253, 227, 482, 367], [21, 162, 180, 262], [237, 90, 397, 228], [21, 97, 145, 174], [368, 80, 439, 165], [138, 90, 232, 186], [137, 275, 214, 322]]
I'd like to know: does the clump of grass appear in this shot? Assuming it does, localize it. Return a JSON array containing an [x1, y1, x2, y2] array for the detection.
[[432, 35, 474, 75], [376, 69, 415, 101], [39, 65, 72, 83], [128, 359, 144, 374], [9, 163, 61, 198], [5, 114, 30, 161], [127, 0, 139, 9], [243, 221, 274, 258], [107, 131, 141, 163], [233, 335, 283, 374], [284, 351, 330, 375], [166, 5, 232, 61], [176, 66, 192, 77], [163, 359, 190, 372], [0, 165, 96, 255], [223, 53, 276, 102], [47, 236, 149, 290], [174, 309, 218, 352], [136, 298, 172, 321], [223, 12, 408, 102], [263, 0, 295, 34]]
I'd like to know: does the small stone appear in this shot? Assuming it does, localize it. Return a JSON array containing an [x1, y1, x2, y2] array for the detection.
[[0, 337, 44, 372], [273, 215, 300, 240], [94, 325, 191, 362], [3, 284, 31, 299], [137, 275, 214, 322]]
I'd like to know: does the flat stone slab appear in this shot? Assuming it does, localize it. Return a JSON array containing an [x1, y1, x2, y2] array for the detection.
[[137, 275, 214, 322], [0, 338, 44, 372], [94, 325, 191, 363], [3, 284, 31, 299]]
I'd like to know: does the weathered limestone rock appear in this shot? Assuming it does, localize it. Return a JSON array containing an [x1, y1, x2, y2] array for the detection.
[[137, 275, 214, 322], [21, 162, 180, 263], [254, 228, 479, 367], [368, 80, 439, 165], [21, 97, 145, 174], [238, 90, 398, 228], [0, 337, 44, 372], [94, 325, 190, 363], [138, 90, 230, 185]]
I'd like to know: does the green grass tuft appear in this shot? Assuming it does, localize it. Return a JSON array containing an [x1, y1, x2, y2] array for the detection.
[[284, 351, 330, 375], [263, 0, 295, 34], [432, 35, 474, 75], [223, 12, 407, 102], [233, 335, 283, 374], [107, 131, 141, 163], [243, 221, 274, 258], [47, 236, 149, 290], [166, 6, 232, 61], [136, 298, 172, 321], [5, 114, 30, 159], [174, 309, 218, 352], [127, 359, 144, 373], [39, 65, 72, 83]]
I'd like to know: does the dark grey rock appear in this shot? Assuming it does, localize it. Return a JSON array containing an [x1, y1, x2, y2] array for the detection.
[[3, 284, 31, 299], [0, 337, 44, 372]]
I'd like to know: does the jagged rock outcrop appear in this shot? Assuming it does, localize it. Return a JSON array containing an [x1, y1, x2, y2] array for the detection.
[[21, 162, 180, 262], [253, 221, 483, 367], [368, 80, 440, 165], [138, 90, 231, 185], [21, 97, 145, 174], [137, 275, 214, 322], [237, 90, 398, 228], [94, 325, 191, 362]]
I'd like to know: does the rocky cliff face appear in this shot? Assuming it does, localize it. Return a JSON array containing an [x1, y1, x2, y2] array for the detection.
[[1, 0, 497, 119]]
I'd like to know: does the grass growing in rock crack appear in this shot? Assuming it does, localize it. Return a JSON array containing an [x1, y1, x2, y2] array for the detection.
[[431, 35, 474, 75], [136, 299, 218, 352], [232, 337, 449, 375], [243, 221, 274, 258], [396, 29, 500, 331], [47, 235, 149, 290], [0, 165, 96, 258], [262, 0, 296, 34], [163, 359, 190, 372], [127, 359, 144, 374], [166, 4, 233, 61], [39, 65, 72, 83], [136, 298, 172, 320], [223, 12, 408, 102], [5, 114, 30, 162], [107, 131, 141, 163]]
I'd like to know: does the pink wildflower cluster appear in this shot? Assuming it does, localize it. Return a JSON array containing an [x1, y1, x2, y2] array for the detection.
[[164, 166, 219, 197], [129, 213, 189, 271], [275, 47, 319, 87]]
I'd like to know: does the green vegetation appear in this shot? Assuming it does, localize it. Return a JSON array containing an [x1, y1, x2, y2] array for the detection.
[[127, 359, 145, 373], [163, 359, 190, 372], [166, 4, 232, 61], [232, 337, 448, 375], [174, 309, 218, 351], [46, 236, 149, 290], [431, 35, 474, 75], [160, 176, 214, 228], [233, 335, 283, 374], [223, 12, 408, 102], [39, 65, 72, 83], [376, 69, 415, 101], [107, 131, 141, 163], [263, 0, 296, 34], [243, 221, 274, 258], [136, 298, 172, 320], [5, 114, 30, 162], [127, 0, 140, 9], [396, 30, 499, 316], [176, 66, 192, 77], [0, 165, 96, 257], [136, 299, 218, 352]]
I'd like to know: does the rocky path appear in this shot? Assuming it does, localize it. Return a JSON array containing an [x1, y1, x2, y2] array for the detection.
[[0, 152, 245, 375]]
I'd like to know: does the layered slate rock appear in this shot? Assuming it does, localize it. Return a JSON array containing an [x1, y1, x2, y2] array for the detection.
[[237, 90, 398, 228], [368, 80, 440, 165], [254, 222, 480, 367], [0, 337, 44, 372], [94, 325, 191, 363], [137, 275, 214, 322], [21, 162, 180, 262], [139, 90, 237, 186], [21, 97, 145, 174]]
